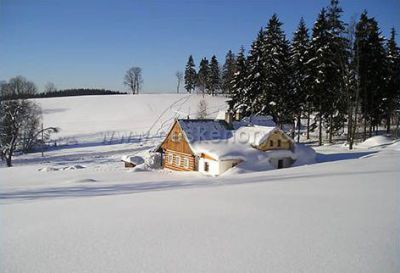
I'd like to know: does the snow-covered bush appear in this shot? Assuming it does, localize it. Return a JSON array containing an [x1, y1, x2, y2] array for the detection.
[[145, 152, 162, 169]]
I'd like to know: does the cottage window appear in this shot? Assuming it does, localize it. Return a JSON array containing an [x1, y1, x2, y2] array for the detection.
[[204, 162, 209, 172], [167, 153, 173, 164], [171, 133, 179, 142], [175, 155, 181, 166], [277, 140, 281, 147], [183, 157, 189, 168], [270, 140, 274, 147]]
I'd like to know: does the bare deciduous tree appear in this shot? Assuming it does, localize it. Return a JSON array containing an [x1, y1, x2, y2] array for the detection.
[[175, 71, 183, 93], [44, 82, 57, 93], [0, 76, 37, 98], [0, 76, 57, 167], [196, 98, 208, 119], [124, 67, 143, 95]]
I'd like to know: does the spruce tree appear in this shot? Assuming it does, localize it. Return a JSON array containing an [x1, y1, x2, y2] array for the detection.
[[230, 46, 248, 111], [261, 14, 291, 125], [197, 57, 210, 94], [384, 28, 400, 133], [290, 17, 311, 142], [355, 12, 387, 139], [367, 19, 386, 135], [245, 29, 267, 115], [325, 0, 349, 143], [209, 55, 221, 95], [184, 55, 196, 93], [222, 50, 236, 94], [308, 8, 331, 146]]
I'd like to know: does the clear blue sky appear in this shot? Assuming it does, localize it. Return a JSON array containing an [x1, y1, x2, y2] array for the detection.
[[1, 0, 399, 93]]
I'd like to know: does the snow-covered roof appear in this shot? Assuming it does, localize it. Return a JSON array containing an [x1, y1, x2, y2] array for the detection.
[[175, 118, 291, 161], [233, 115, 276, 129], [178, 119, 232, 143], [121, 155, 145, 165]]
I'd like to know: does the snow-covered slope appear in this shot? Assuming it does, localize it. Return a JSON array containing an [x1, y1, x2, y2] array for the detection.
[[1, 146, 399, 273], [36, 94, 228, 142], [1, 94, 399, 272]]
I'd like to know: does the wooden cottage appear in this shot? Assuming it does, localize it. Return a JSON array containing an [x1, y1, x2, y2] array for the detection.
[[157, 117, 296, 176]]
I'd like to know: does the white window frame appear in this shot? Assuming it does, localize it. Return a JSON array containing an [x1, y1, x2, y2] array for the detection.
[[175, 155, 181, 166], [167, 153, 173, 164], [183, 157, 189, 169]]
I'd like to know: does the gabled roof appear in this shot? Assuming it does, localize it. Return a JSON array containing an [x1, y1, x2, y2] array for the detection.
[[234, 125, 278, 147], [157, 117, 294, 161], [178, 119, 232, 143]]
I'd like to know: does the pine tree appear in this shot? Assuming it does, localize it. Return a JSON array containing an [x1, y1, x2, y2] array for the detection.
[[261, 14, 291, 125], [367, 19, 386, 135], [209, 55, 221, 95], [384, 28, 400, 133], [245, 29, 267, 115], [230, 46, 248, 111], [184, 55, 196, 93], [308, 8, 332, 146], [345, 18, 360, 149], [355, 12, 387, 139], [290, 17, 311, 142], [325, 0, 349, 143], [222, 50, 236, 94], [197, 58, 210, 94]]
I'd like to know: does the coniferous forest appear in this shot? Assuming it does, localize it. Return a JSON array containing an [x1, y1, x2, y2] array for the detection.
[[184, 0, 400, 147]]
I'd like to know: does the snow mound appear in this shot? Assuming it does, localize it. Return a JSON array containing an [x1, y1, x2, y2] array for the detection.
[[127, 163, 151, 172], [38, 167, 59, 172], [74, 178, 98, 183], [292, 144, 316, 166], [359, 135, 393, 148], [62, 165, 86, 170], [385, 141, 400, 151], [222, 153, 275, 175]]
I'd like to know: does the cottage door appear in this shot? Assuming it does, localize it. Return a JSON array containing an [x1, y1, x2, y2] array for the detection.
[[277, 159, 283, 169]]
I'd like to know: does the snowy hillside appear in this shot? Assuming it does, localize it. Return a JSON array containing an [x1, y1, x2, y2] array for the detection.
[[1, 94, 399, 273], [36, 94, 228, 143]]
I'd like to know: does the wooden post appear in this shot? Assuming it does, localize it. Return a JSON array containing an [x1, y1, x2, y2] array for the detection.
[[41, 123, 44, 157]]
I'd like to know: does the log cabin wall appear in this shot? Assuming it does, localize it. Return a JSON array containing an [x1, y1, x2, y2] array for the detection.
[[163, 149, 196, 171], [161, 121, 196, 171], [258, 130, 293, 151], [161, 121, 193, 155]]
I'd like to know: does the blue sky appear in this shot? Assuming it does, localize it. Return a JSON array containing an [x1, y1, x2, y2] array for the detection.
[[1, 0, 399, 93]]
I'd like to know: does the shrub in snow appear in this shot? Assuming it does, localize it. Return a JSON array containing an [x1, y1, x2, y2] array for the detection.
[[145, 152, 162, 169]]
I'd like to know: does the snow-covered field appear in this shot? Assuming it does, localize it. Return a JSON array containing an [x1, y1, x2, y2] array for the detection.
[[1, 94, 399, 273]]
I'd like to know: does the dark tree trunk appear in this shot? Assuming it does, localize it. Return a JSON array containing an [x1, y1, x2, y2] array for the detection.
[[328, 114, 333, 143], [363, 117, 367, 141], [347, 109, 353, 143], [369, 124, 372, 138], [318, 115, 323, 146], [306, 112, 310, 140], [386, 115, 391, 134], [297, 115, 301, 143], [6, 153, 12, 167]]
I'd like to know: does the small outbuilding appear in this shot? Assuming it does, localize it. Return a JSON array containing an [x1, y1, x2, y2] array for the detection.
[[121, 155, 145, 168]]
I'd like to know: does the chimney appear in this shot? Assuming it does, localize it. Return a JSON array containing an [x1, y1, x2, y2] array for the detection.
[[225, 110, 233, 125], [235, 109, 242, 121]]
